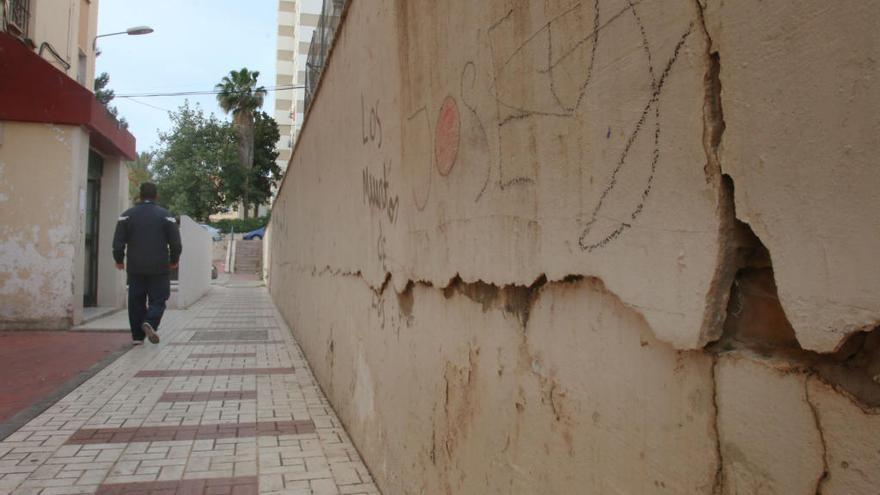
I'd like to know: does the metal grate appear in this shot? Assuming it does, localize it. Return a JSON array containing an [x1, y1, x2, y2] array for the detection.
[[7, 0, 30, 37], [303, 0, 347, 114]]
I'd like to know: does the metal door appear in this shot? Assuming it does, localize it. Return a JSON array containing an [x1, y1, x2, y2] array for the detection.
[[83, 151, 103, 307]]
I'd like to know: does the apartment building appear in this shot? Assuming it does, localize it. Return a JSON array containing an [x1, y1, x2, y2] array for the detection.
[[274, 0, 321, 172], [0, 0, 136, 328]]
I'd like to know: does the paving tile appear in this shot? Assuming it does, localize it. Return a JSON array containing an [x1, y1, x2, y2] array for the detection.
[[95, 475, 258, 494], [65, 420, 316, 445], [159, 391, 258, 402], [167, 342, 286, 347], [135, 369, 295, 378], [0, 287, 379, 495], [189, 331, 270, 342], [188, 353, 258, 359]]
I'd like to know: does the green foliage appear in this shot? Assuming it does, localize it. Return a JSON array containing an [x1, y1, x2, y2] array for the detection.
[[94, 72, 128, 129], [220, 111, 282, 211], [214, 68, 269, 219], [214, 68, 267, 118], [149, 70, 282, 223], [152, 102, 236, 222], [127, 151, 154, 203], [94, 72, 115, 105], [208, 216, 269, 234]]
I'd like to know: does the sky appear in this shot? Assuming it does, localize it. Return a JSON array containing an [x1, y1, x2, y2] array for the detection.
[[96, 0, 283, 153]]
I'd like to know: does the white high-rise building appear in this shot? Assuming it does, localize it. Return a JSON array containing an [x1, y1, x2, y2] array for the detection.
[[274, 0, 322, 172]]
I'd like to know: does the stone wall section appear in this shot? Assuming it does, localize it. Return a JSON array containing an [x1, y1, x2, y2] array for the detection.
[[269, 1, 880, 493]]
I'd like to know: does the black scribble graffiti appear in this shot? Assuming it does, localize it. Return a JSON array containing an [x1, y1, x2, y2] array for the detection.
[[578, 23, 694, 252], [547, 0, 599, 113], [484, 1, 693, 251], [490, 0, 636, 118], [487, 1, 616, 189], [407, 106, 433, 212], [363, 160, 400, 224], [361, 94, 382, 148], [376, 221, 387, 268], [627, 0, 657, 89], [460, 61, 492, 203]]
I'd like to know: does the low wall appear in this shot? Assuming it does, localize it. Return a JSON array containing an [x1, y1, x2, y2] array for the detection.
[[176, 216, 212, 308], [269, 1, 880, 493]]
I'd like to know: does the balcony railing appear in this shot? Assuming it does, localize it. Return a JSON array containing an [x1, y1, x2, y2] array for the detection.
[[303, 0, 347, 114], [7, 0, 31, 38]]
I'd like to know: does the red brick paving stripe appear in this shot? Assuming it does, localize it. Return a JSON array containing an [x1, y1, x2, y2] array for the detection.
[[167, 341, 286, 346], [134, 367, 294, 377], [96, 475, 258, 494], [189, 330, 270, 342], [65, 420, 316, 445], [188, 352, 258, 358], [158, 391, 257, 402]]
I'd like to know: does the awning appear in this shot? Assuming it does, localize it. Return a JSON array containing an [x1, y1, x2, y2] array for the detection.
[[0, 32, 136, 160]]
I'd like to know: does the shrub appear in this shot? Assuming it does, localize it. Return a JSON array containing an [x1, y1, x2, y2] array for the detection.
[[208, 216, 269, 234]]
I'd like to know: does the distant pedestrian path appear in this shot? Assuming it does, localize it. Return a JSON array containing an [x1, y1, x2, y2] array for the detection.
[[0, 286, 380, 495]]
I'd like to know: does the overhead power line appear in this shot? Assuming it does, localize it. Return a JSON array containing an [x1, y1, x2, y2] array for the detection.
[[123, 97, 174, 112], [115, 84, 306, 98]]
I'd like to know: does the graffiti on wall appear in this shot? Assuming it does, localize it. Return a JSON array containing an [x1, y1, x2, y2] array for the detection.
[[435, 96, 461, 177], [363, 161, 400, 225], [402, 0, 695, 252], [362, 94, 383, 149]]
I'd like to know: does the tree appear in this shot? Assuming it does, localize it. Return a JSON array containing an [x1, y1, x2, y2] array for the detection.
[[127, 151, 154, 203], [250, 111, 283, 212], [94, 72, 128, 129], [94, 72, 115, 104], [215, 68, 267, 218], [221, 111, 282, 216], [152, 102, 235, 221]]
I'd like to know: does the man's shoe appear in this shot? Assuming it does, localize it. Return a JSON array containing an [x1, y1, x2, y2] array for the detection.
[[132, 340, 144, 346], [142, 322, 160, 344]]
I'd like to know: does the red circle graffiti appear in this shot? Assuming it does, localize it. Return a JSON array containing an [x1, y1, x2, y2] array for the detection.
[[434, 96, 460, 176]]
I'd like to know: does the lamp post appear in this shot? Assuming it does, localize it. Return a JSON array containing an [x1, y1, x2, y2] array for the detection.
[[93, 26, 154, 53]]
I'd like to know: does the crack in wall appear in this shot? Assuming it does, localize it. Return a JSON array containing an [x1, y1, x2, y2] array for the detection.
[[272, 4, 879, 491], [805, 377, 830, 494], [709, 355, 724, 495]]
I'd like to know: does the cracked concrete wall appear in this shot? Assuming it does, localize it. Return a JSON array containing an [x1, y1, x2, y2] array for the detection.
[[701, 0, 880, 353], [0, 122, 88, 329], [269, 0, 880, 493]]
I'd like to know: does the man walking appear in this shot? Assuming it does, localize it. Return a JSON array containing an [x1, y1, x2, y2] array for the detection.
[[113, 182, 182, 345]]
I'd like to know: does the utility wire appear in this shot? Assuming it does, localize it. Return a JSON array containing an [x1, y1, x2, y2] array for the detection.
[[122, 97, 174, 112], [116, 84, 306, 98]]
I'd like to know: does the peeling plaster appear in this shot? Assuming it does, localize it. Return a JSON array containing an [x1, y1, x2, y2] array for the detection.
[[0, 225, 74, 321]]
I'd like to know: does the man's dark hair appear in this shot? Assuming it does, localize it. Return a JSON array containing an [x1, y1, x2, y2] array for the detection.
[[139, 182, 158, 201]]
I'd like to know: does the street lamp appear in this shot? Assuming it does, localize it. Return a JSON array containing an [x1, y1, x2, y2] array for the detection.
[[93, 26, 154, 53]]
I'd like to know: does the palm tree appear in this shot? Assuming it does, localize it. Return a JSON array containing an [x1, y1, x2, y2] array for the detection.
[[215, 68, 267, 218]]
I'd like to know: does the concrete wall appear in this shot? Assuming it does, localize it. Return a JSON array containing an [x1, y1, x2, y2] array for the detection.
[[269, 1, 880, 493], [262, 224, 271, 282], [0, 122, 89, 329], [176, 216, 212, 308], [96, 156, 128, 309]]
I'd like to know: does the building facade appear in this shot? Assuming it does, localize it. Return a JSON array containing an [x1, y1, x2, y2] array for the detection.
[[0, 0, 136, 329], [273, 0, 321, 172]]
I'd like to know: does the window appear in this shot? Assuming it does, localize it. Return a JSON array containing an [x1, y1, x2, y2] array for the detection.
[[7, 0, 31, 38]]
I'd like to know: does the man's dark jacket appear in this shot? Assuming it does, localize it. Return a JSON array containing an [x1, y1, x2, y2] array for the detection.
[[112, 201, 183, 274]]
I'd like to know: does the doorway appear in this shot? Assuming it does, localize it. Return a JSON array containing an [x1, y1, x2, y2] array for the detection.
[[83, 150, 103, 307]]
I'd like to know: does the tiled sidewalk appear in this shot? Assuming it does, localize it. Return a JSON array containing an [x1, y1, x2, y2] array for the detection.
[[0, 286, 379, 495]]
